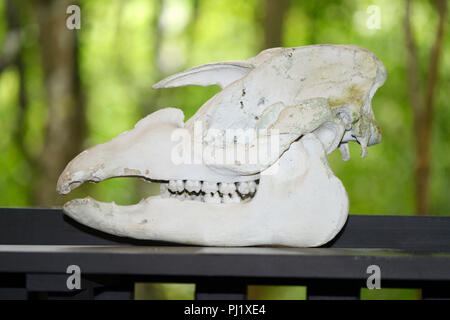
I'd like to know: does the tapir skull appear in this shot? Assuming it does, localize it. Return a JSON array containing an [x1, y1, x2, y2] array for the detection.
[[57, 45, 387, 247]]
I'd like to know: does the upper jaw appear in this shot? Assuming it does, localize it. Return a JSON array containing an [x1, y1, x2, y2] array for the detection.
[[56, 108, 262, 196], [56, 150, 261, 196]]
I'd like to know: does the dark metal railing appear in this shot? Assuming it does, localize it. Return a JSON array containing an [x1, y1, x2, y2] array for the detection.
[[0, 208, 449, 299]]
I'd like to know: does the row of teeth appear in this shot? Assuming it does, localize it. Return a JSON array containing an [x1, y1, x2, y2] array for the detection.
[[160, 180, 259, 203]]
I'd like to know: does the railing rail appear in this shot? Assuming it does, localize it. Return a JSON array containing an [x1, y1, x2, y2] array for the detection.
[[0, 208, 449, 300]]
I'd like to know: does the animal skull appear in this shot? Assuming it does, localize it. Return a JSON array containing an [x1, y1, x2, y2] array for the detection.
[[57, 45, 387, 247]]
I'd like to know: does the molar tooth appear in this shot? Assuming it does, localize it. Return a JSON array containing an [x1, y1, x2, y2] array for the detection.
[[248, 181, 257, 194], [175, 180, 185, 192], [160, 183, 170, 198], [204, 192, 221, 203], [168, 180, 177, 192], [219, 182, 236, 194], [237, 182, 250, 195], [185, 180, 201, 193], [202, 181, 218, 193]]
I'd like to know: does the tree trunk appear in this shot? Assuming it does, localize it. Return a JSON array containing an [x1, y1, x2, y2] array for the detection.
[[5, 0, 31, 160], [262, 0, 289, 49], [34, 0, 85, 206], [404, 0, 447, 215]]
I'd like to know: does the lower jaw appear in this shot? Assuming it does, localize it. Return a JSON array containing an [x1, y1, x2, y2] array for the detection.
[[61, 136, 350, 247], [60, 176, 264, 245], [62, 188, 266, 245]]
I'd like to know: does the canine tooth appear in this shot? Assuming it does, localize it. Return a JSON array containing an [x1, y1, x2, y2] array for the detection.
[[185, 180, 201, 193], [204, 192, 221, 203], [237, 182, 250, 195], [219, 182, 236, 194], [202, 181, 218, 193]]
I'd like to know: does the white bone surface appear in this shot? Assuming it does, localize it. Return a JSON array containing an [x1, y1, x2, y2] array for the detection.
[[63, 135, 348, 246], [57, 45, 386, 247]]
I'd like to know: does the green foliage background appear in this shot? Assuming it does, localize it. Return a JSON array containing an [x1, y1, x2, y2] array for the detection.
[[0, 0, 448, 300]]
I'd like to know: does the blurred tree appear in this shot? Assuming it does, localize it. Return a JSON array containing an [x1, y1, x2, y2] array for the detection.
[[0, 0, 448, 300], [140, 0, 166, 117], [404, 0, 447, 215], [0, 1, 21, 73], [33, 0, 85, 206], [262, 0, 289, 49], [4, 0, 30, 167]]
